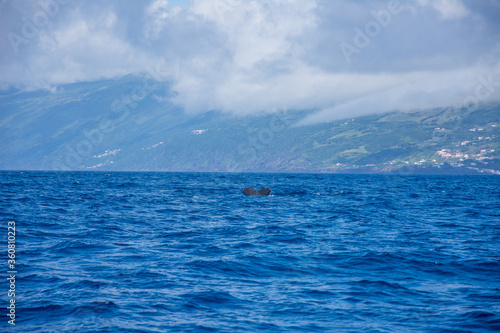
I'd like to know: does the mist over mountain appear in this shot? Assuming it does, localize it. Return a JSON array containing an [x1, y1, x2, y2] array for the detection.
[[1, 75, 498, 174]]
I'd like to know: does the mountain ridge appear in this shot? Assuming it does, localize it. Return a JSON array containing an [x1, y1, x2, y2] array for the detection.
[[1, 75, 498, 174]]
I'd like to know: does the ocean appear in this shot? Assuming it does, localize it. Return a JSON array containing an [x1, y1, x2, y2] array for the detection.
[[1, 171, 499, 332]]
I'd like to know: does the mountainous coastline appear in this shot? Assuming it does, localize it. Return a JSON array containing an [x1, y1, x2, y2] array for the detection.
[[1, 75, 498, 174]]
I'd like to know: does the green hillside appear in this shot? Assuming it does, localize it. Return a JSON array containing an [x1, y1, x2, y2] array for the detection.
[[0, 75, 498, 174]]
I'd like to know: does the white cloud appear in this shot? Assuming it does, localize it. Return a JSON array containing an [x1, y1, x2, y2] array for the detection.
[[416, 0, 469, 19], [172, 0, 319, 114], [297, 65, 500, 125], [0, 0, 499, 122], [144, 0, 182, 39]]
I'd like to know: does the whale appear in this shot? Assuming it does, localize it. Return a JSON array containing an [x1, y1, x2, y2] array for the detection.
[[243, 187, 271, 196]]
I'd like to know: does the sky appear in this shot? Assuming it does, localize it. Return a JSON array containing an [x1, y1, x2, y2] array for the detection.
[[1, 0, 499, 124]]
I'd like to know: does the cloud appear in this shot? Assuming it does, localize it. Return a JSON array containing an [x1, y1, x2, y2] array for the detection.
[[416, 0, 469, 19], [0, 0, 499, 124], [297, 65, 500, 126]]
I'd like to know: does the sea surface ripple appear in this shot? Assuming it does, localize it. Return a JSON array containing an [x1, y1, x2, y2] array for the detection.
[[1, 171, 499, 332]]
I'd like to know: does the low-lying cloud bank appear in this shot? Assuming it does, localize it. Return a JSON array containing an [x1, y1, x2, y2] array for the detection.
[[1, 0, 499, 124]]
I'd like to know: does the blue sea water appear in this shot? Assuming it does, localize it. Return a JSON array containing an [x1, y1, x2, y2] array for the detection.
[[1, 171, 499, 332]]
